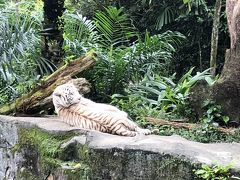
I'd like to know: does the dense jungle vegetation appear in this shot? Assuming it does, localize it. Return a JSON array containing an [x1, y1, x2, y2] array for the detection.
[[0, 0, 239, 143]]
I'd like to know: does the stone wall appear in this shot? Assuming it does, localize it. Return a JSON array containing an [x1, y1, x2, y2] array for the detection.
[[0, 115, 240, 180]]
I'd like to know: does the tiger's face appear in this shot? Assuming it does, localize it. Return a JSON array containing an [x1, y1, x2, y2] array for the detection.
[[52, 83, 82, 110]]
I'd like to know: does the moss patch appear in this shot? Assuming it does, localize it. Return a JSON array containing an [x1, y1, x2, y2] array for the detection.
[[12, 128, 91, 178]]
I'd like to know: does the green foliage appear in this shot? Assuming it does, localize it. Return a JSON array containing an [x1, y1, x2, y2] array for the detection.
[[73, 0, 228, 77], [64, 12, 98, 43], [88, 48, 130, 100], [0, 10, 39, 80], [63, 7, 137, 95], [182, 0, 208, 14], [154, 124, 217, 143], [0, 2, 44, 104], [63, 7, 134, 100], [155, 4, 176, 30], [65, 0, 102, 17], [127, 68, 212, 116], [143, 0, 208, 30], [112, 67, 214, 119], [202, 100, 230, 126], [189, 124, 222, 143], [112, 94, 164, 121], [111, 67, 211, 122], [81, 7, 185, 101], [93, 6, 138, 50], [63, 11, 99, 58], [127, 31, 185, 80], [151, 122, 240, 143], [86, 31, 184, 101], [194, 163, 239, 180]]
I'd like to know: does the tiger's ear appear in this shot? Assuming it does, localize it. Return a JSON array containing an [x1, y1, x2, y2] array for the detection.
[[68, 79, 74, 83], [67, 79, 75, 85]]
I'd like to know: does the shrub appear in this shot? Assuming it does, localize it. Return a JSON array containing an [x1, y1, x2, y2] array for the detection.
[[0, 1, 43, 104], [194, 163, 239, 180], [124, 68, 213, 117]]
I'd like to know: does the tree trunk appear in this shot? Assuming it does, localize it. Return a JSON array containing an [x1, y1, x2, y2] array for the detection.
[[0, 52, 96, 115], [41, 0, 65, 68], [210, 0, 222, 76], [190, 0, 240, 123], [145, 117, 236, 134], [211, 0, 240, 122]]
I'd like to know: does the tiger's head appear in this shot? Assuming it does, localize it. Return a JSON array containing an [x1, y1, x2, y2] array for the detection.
[[52, 83, 82, 113]]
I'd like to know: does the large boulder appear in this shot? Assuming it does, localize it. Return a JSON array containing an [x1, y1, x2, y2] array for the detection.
[[0, 115, 240, 179]]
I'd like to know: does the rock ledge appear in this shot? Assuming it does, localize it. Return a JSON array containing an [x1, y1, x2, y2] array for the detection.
[[0, 115, 240, 180]]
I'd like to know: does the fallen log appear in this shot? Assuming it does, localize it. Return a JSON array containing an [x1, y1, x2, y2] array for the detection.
[[0, 51, 96, 115], [146, 117, 236, 135]]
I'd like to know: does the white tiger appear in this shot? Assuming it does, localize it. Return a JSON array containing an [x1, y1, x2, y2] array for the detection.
[[52, 82, 151, 136]]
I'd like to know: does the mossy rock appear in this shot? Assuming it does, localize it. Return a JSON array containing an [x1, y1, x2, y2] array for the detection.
[[13, 128, 91, 179]]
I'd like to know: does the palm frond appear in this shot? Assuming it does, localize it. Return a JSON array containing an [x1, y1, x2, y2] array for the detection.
[[155, 6, 176, 30], [64, 12, 98, 43], [0, 10, 40, 80], [93, 6, 138, 49], [127, 31, 185, 79]]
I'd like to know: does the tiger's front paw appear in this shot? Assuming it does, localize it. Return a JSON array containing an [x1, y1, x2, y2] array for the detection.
[[137, 128, 151, 135]]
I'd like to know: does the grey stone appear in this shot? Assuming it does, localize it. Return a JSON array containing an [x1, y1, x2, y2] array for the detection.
[[0, 115, 239, 180]]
